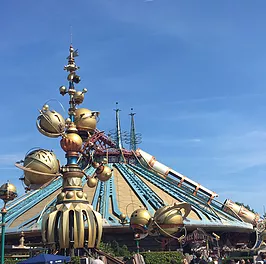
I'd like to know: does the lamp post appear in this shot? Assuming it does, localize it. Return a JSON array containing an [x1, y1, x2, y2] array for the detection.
[[0, 182, 17, 264]]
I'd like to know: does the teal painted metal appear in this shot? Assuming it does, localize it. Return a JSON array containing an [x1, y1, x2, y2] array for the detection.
[[114, 103, 123, 150], [129, 110, 137, 151], [1, 211, 6, 264], [92, 180, 101, 210], [98, 181, 106, 216], [5, 178, 63, 225], [107, 168, 124, 220], [115, 163, 165, 212], [101, 165, 124, 224]]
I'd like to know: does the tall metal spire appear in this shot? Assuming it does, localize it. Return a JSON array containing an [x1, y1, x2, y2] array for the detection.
[[127, 108, 142, 151], [114, 102, 123, 149], [129, 108, 137, 151]]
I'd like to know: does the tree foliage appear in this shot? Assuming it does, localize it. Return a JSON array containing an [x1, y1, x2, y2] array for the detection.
[[142, 251, 183, 264], [99, 240, 131, 258]]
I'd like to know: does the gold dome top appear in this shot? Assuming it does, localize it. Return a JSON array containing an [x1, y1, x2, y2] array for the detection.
[[0, 182, 17, 193], [74, 108, 99, 132], [130, 208, 151, 227], [0, 182, 17, 202]]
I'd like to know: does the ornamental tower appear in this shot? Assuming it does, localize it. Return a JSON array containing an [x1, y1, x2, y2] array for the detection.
[[16, 45, 113, 256]]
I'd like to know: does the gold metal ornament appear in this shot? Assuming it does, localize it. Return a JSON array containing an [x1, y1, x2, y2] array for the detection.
[[148, 202, 191, 237], [36, 108, 65, 138], [73, 91, 85, 105], [74, 108, 99, 132], [15, 149, 60, 187], [87, 177, 98, 188], [60, 133, 83, 152], [38, 45, 105, 253], [95, 165, 112, 182], [42, 202, 102, 249], [130, 208, 151, 233], [0, 183, 17, 202]]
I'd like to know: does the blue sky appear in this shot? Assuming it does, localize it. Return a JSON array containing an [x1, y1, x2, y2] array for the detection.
[[1, 1, 266, 214]]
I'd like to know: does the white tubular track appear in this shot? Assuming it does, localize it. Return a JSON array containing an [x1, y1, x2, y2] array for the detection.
[[136, 149, 218, 202]]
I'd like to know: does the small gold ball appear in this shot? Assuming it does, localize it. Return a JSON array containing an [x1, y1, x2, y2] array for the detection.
[[119, 213, 127, 221], [82, 88, 87, 93], [59, 86, 66, 93], [73, 91, 85, 105], [57, 192, 65, 201], [76, 191, 83, 198], [84, 193, 88, 199], [65, 118, 71, 124], [66, 191, 74, 199], [42, 104, 49, 111], [87, 177, 97, 188]]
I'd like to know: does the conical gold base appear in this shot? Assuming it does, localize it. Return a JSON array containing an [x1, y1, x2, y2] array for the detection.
[[42, 202, 102, 249]]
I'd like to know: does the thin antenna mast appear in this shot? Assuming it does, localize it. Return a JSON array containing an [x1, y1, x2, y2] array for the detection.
[[70, 25, 73, 45]]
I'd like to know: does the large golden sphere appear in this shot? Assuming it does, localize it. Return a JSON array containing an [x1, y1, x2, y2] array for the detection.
[[153, 205, 184, 236], [23, 149, 60, 186], [130, 208, 151, 233], [87, 177, 98, 188], [60, 133, 83, 152], [74, 108, 99, 132], [0, 182, 17, 202], [37, 110, 65, 138], [96, 165, 112, 182]]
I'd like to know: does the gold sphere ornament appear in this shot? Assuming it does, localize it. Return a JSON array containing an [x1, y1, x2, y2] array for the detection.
[[153, 206, 183, 236], [74, 108, 99, 132], [73, 91, 85, 105], [60, 133, 83, 152], [151, 203, 191, 237], [87, 177, 98, 188], [0, 182, 17, 202], [66, 191, 74, 199], [59, 85, 67, 95], [77, 191, 83, 198], [119, 213, 127, 221], [96, 165, 112, 182], [15, 149, 60, 188], [65, 118, 72, 125], [130, 208, 151, 233], [42, 104, 49, 111], [37, 109, 65, 138], [57, 192, 66, 201]]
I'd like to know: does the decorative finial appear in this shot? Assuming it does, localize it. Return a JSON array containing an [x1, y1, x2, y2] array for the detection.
[[59, 45, 88, 122]]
